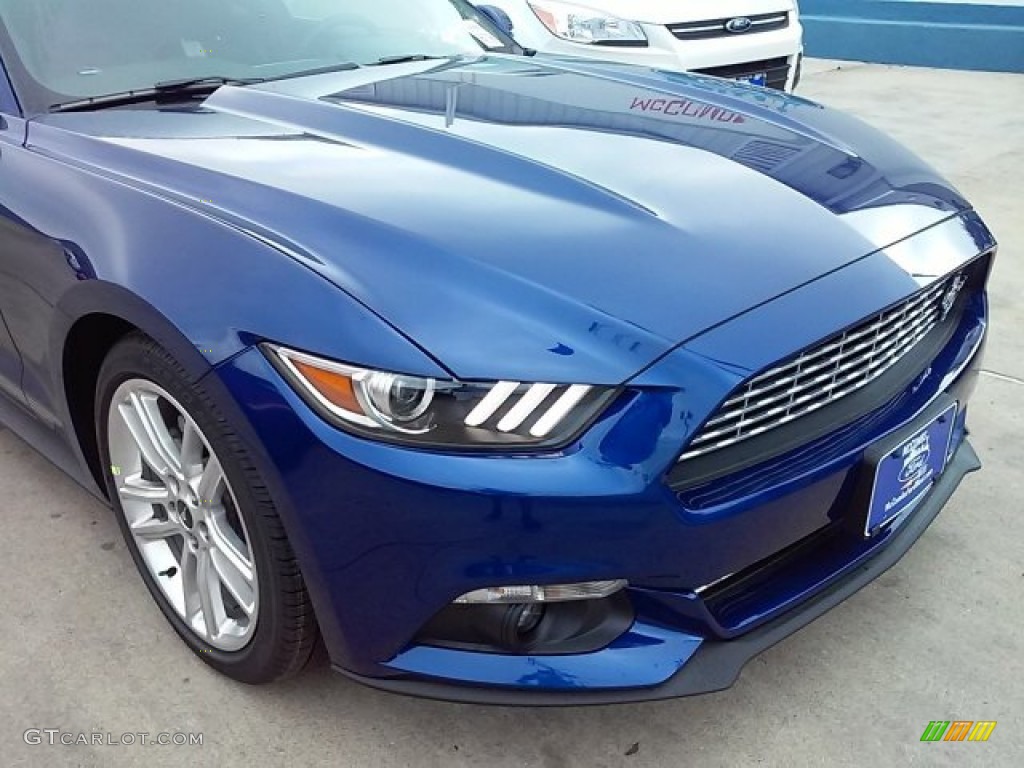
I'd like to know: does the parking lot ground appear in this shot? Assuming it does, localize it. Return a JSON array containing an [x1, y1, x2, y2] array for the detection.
[[2, 61, 1022, 768]]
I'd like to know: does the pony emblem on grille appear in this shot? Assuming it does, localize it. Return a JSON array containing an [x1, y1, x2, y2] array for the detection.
[[941, 274, 968, 320]]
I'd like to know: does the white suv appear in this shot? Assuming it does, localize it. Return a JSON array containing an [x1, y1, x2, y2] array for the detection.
[[480, 0, 804, 91]]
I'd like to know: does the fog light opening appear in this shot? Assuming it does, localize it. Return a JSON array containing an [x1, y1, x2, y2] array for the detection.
[[509, 602, 546, 643], [417, 585, 634, 655]]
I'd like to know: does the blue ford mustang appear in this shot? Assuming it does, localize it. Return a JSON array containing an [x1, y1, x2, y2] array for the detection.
[[0, 0, 995, 703]]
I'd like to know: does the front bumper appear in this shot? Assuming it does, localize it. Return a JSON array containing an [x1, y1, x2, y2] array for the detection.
[[335, 439, 980, 705], [210, 245, 989, 702], [531, 21, 804, 90]]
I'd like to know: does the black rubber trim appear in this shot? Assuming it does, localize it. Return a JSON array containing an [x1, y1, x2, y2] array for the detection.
[[332, 440, 980, 706], [591, 40, 649, 48]]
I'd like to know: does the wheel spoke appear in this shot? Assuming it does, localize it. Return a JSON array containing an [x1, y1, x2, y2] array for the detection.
[[205, 509, 254, 583], [119, 472, 172, 504], [195, 549, 220, 640], [181, 546, 200, 620], [119, 391, 182, 478], [179, 421, 204, 477], [130, 512, 180, 541], [182, 546, 220, 641], [210, 548, 256, 616], [196, 455, 224, 507]]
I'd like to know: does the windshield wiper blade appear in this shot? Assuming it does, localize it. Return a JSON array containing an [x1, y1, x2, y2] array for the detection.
[[262, 61, 361, 82], [153, 75, 263, 91], [372, 54, 450, 66], [50, 76, 263, 113]]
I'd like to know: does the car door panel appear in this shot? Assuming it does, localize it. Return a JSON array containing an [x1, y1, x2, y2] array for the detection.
[[0, 126, 80, 428], [0, 111, 30, 408]]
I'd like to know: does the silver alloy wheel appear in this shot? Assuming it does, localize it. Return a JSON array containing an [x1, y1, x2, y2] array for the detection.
[[107, 379, 259, 651]]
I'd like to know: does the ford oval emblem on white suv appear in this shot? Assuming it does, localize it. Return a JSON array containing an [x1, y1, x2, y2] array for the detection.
[[725, 17, 753, 33]]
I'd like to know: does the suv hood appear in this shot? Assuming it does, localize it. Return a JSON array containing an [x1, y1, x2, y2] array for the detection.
[[33, 55, 969, 384]]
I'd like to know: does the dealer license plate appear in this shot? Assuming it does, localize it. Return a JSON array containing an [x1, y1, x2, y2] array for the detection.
[[865, 402, 957, 536], [736, 73, 767, 87]]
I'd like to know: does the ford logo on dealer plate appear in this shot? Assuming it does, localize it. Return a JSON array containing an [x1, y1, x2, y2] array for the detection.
[[725, 17, 753, 33]]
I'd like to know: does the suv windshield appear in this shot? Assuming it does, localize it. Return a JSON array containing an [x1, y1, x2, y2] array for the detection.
[[0, 0, 514, 113]]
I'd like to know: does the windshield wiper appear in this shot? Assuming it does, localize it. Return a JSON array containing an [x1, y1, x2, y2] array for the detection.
[[50, 76, 263, 113], [372, 54, 451, 66], [154, 75, 264, 91], [262, 61, 361, 82]]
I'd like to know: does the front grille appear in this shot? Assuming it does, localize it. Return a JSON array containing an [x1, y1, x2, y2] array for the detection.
[[693, 57, 790, 91], [680, 274, 964, 461], [677, 390, 912, 509], [668, 12, 790, 41]]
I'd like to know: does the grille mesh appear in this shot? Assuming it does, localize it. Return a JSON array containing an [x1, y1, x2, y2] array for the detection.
[[680, 275, 962, 461]]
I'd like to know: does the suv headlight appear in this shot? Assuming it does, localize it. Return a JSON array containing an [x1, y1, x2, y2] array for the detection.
[[265, 345, 618, 449], [528, 0, 647, 45]]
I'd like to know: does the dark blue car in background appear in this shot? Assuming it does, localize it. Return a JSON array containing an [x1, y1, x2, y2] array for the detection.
[[0, 0, 994, 702]]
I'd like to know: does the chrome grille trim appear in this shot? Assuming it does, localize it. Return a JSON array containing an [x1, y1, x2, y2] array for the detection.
[[667, 12, 789, 40], [680, 276, 958, 461]]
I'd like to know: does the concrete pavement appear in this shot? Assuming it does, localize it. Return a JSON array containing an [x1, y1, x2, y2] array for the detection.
[[2, 62, 1022, 767]]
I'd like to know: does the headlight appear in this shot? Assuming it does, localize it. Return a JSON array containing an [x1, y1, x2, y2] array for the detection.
[[528, 0, 647, 45], [265, 344, 618, 449]]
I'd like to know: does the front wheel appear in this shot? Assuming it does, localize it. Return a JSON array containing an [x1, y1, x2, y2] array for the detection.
[[96, 332, 317, 683]]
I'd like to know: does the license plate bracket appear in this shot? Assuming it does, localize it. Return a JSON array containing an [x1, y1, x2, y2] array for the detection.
[[863, 401, 958, 536]]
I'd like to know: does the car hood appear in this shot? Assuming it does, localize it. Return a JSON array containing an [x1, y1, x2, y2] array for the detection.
[[33, 55, 970, 384]]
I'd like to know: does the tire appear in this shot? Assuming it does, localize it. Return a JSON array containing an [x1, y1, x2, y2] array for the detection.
[[95, 332, 317, 683]]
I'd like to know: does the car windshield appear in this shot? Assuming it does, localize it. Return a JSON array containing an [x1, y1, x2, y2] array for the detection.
[[0, 0, 514, 112]]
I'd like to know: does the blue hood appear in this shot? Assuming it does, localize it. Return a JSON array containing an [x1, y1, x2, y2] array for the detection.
[[32, 55, 970, 384]]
